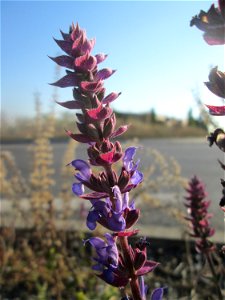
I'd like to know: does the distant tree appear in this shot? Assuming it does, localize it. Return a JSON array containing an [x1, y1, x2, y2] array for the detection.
[[187, 108, 195, 126], [187, 107, 207, 130], [150, 108, 157, 123]]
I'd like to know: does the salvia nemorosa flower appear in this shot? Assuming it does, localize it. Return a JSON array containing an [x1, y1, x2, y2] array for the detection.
[[205, 66, 225, 99], [86, 186, 140, 232], [70, 146, 143, 199], [207, 128, 225, 152], [190, 0, 225, 45], [51, 22, 159, 299], [184, 176, 215, 253]]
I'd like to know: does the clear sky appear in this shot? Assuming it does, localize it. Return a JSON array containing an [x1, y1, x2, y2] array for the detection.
[[1, 1, 225, 125]]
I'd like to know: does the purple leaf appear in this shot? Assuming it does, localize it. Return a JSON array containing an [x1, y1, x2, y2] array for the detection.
[[110, 125, 129, 138], [95, 53, 108, 64], [95, 68, 116, 81], [65, 130, 94, 143], [53, 38, 72, 55], [205, 104, 225, 116], [50, 73, 79, 88], [102, 92, 121, 104], [56, 100, 81, 109], [49, 55, 74, 69]]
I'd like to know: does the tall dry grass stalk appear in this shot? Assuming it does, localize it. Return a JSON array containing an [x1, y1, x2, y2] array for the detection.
[[29, 92, 55, 228], [0, 151, 30, 226]]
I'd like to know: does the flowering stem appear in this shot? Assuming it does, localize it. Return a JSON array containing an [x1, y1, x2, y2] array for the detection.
[[205, 252, 223, 300], [119, 235, 143, 300]]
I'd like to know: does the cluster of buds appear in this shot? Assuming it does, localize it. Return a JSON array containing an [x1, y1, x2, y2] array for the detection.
[[50, 23, 164, 299], [184, 176, 215, 253]]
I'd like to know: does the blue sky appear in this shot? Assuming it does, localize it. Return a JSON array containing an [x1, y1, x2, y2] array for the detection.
[[1, 1, 224, 124]]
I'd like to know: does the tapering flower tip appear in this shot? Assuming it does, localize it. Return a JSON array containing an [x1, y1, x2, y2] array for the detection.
[[190, 0, 225, 45], [205, 104, 225, 116], [205, 66, 225, 98], [207, 128, 225, 152]]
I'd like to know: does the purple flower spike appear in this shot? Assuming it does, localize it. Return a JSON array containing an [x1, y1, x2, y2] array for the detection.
[[184, 176, 216, 253]]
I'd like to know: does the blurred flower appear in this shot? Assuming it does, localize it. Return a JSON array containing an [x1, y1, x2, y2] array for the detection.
[[184, 176, 215, 253], [190, 0, 225, 45], [150, 287, 166, 300], [205, 66, 225, 98], [207, 128, 225, 152], [205, 104, 225, 116], [220, 179, 225, 212]]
